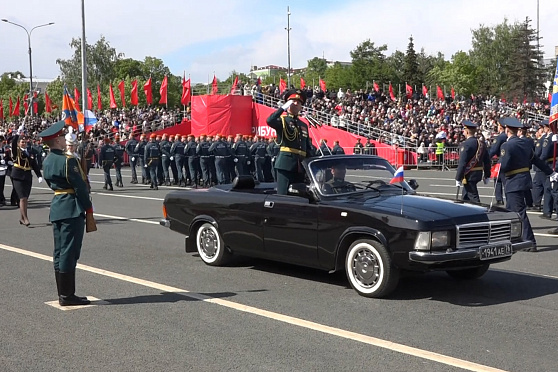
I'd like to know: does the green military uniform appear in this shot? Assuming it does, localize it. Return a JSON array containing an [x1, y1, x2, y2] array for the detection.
[[40, 121, 92, 306], [266, 89, 314, 195]]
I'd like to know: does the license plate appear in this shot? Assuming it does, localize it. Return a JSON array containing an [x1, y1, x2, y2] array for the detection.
[[479, 243, 512, 260]]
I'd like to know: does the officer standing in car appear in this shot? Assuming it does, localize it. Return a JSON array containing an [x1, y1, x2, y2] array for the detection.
[[499, 117, 557, 251], [455, 120, 491, 203], [266, 89, 314, 195]]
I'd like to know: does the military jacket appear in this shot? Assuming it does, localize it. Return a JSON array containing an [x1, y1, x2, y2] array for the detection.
[[114, 143, 125, 164], [266, 107, 313, 172], [250, 141, 267, 157], [99, 144, 116, 165], [125, 139, 138, 156], [455, 137, 490, 183], [196, 141, 211, 157], [160, 140, 173, 158], [185, 140, 198, 156], [232, 140, 248, 156], [209, 140, 230, 157], [171, 140, 186, 156], [11, 135, 41, 181], [42, 149, 92, 222], [144, 141, 161, 164]]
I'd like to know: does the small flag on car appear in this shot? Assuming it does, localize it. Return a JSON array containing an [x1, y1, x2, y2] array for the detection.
[[390, 166, 404, 184]]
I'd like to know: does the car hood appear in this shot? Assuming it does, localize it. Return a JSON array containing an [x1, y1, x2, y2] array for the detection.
[[332, 193, 492, 221]]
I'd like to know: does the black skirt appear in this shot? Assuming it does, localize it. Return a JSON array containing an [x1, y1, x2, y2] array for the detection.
[[12, 178, 32, 199]]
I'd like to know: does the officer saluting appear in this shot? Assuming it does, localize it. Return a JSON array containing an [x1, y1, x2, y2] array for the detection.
[[266, 89, 314, 195], [499, 117, 557, 251], [455, 120, 491, 203], [39, 121, 93, 306]]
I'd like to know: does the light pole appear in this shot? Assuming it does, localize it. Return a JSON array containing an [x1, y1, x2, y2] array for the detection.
[[285, 6, 291, 89], [1, 19, 55, 117]]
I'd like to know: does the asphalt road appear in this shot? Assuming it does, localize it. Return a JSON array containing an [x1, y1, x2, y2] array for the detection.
[[0, 167, 557, 372]]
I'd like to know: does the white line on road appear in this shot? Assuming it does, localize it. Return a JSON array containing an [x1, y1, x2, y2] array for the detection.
[[0, 242, 508, 372], [94, 213, 160, 225]]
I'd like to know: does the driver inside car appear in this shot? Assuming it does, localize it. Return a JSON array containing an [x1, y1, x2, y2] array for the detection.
[[322, 164, 357, 194]]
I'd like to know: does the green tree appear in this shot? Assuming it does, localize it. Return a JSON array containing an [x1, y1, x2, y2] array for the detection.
[[305, 57, 328, 85], [350, 39, 389, 89], [403, 36, 420, 88], [324, 62, 352, 91]]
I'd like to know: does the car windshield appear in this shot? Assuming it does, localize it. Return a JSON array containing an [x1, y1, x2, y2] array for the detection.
[[307, 155, 413, 197]]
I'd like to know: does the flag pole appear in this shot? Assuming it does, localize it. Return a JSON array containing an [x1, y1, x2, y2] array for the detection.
[[183, 70, 186, 118]]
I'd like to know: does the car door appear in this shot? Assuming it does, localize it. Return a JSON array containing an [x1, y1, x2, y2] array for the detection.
[[262, 194, 319, 267]]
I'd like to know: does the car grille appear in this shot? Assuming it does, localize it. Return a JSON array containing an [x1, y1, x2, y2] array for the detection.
[[456, 221, 511, 248]]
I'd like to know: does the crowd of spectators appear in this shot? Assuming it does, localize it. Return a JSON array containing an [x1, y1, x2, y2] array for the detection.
[[0, 106, 187, 142]]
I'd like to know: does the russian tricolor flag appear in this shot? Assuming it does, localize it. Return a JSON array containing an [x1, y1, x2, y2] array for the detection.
[[390, 166, 404, 184]]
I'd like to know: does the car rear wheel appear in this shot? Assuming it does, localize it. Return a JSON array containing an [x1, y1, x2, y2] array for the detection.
[[196, 222, 229, 266], [446, 264, 489, 280], [345, 239, 399, 298]]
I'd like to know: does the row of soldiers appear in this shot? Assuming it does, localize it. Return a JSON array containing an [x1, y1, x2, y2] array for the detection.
[[79, 132, 304, 190]]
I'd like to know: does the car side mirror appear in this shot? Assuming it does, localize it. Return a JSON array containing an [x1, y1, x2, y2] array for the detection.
[[408, 179, 419, 190], [288, 183, 310, 198]]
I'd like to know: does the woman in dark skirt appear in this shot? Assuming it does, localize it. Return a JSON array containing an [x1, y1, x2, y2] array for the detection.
[[11, 134, 42, 226]]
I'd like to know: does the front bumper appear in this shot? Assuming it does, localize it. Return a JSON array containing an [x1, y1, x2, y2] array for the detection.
[[160, 218, 170, 228], [408, 240, 533, 264]]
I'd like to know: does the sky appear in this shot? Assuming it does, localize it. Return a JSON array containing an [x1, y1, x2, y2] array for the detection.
[[1, 0, 557, 85]]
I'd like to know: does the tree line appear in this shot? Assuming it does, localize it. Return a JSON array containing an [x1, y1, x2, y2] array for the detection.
[[0, 16, 556, 117]]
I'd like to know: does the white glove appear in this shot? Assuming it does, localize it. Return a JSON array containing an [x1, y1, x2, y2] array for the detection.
[[144, 164, 148, 168], [233, 158, 238, 163], [483, 178, 490, 185], [550, 172, 558, 182], [0, 160, 4, 165], [553, 134, 558, 142], [131, 157, 135, 161], [170, 156, 174, 161], [38, 177, 44, 183], [8, 161, 13, 166], [41, 152, 46, 157], [17, 124, 25, 135], [247, 161, 251, 165], [281, 100, 294, 110], [456, 180, 463, 187]]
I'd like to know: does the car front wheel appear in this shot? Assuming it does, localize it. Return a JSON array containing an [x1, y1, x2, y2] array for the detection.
[[196, 222, 229, 266], [446, 264, 489, 280], [345, 239, 399, 298]]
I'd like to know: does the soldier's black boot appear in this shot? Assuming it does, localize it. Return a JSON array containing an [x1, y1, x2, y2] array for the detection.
[[165, 178, 171, 186], [58, 272, 90, 306], [108, 183, 113, 191], [56, 270, 87, 301], [102, 183, 107, 190]]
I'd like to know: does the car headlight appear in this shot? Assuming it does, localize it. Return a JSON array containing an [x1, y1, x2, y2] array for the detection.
[[511, 221, 522, 238], [414, 232, 431, 251], [431, 231, 449, 248]]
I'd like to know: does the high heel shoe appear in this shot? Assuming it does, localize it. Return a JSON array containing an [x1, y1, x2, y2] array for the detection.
[[19, 220, 30, 227]]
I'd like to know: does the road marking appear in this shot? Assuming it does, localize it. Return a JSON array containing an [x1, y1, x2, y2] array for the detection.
[[92, 192, 164, 201], [45, 296, 107, 311], [0, 242, 507, 372], [94, 213, 160, 225]]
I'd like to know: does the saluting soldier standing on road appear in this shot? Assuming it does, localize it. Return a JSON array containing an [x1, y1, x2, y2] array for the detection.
[[498, 117, 557, 252], [455, 120, 491, 203], [39, 120, 93, 306], [266, 89, 314, 195]]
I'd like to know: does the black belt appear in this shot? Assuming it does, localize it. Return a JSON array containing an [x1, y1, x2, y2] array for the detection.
[[201, 156, 210, 159]]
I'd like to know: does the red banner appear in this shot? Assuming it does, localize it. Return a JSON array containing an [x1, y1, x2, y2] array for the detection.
[[87, 88, 93, 110], [279, 78, 286, 94], [436, 85, 444, 100], [45, 92, 52, 113], [159, 76, 168, 104], [181, 77, 191, 105], [451, 87, 455, 99], [109, 85, 117, 109], [0, 99, 3, 120], [211, 75, 218, 95], [405, 84, 413, 98], [319, 78, 326, 92], [300, 77, 306, 90], [422, 85, 428, 96], [131, 80, 138, 106], [191, 95, 252, 136], [230, 75, 238, 94], [97, 85, 102, 110], [118, 80, 126, 107], [74, 88, 80, 111], [11, 97, 20, 116], [144, 78, 153, 105], [373, 81, 379, 92], [389, 83, 396, 101]]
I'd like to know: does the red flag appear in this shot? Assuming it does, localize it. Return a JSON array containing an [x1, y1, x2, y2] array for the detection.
[[97, 85, 102, 110], [436, 85, 444, 100], [422, 85, 428, 96], [490, 163, 501, 179], [279, 78, 287, 94], [45, 92, 52, 113], [109, 85, 117, 109], [74, 88, 81, 111], [300, 77, 306, 90], [523, 95, 527, 104], [131, 80, 139, 106], [144, 78, 153, 105], [211, 75, 218, 95], [12, 97, 20, 116], [256, 77, 262, 86], [319, 78, 326, 92], [549, 92, 552, 102], [451, 87, 455, 100], [87, 88, 93, 110], [389, 83, 396, 101], [181, 77, 191, 105], [0, 99, 3, 120], [23, 94, 29, 113], [230, 75, 239, 94], [33, 92, 38, 114], [405, 84, 413, 99], [9, 97, 13, 116], [373, 81, 380, 92], [159, 75, 168, 104], [118, 80, 126, 107]]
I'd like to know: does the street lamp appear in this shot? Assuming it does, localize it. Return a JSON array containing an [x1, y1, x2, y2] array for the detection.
[[285, 6, 291, 89], [1, 19, 55, 117]]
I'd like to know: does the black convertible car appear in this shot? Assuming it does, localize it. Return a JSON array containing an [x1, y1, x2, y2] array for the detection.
[[160, 155, 531, 298]]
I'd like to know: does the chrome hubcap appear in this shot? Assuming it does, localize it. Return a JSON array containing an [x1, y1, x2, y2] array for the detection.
[[199, 228, 218, 258], [352, 248, 380, 287]]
